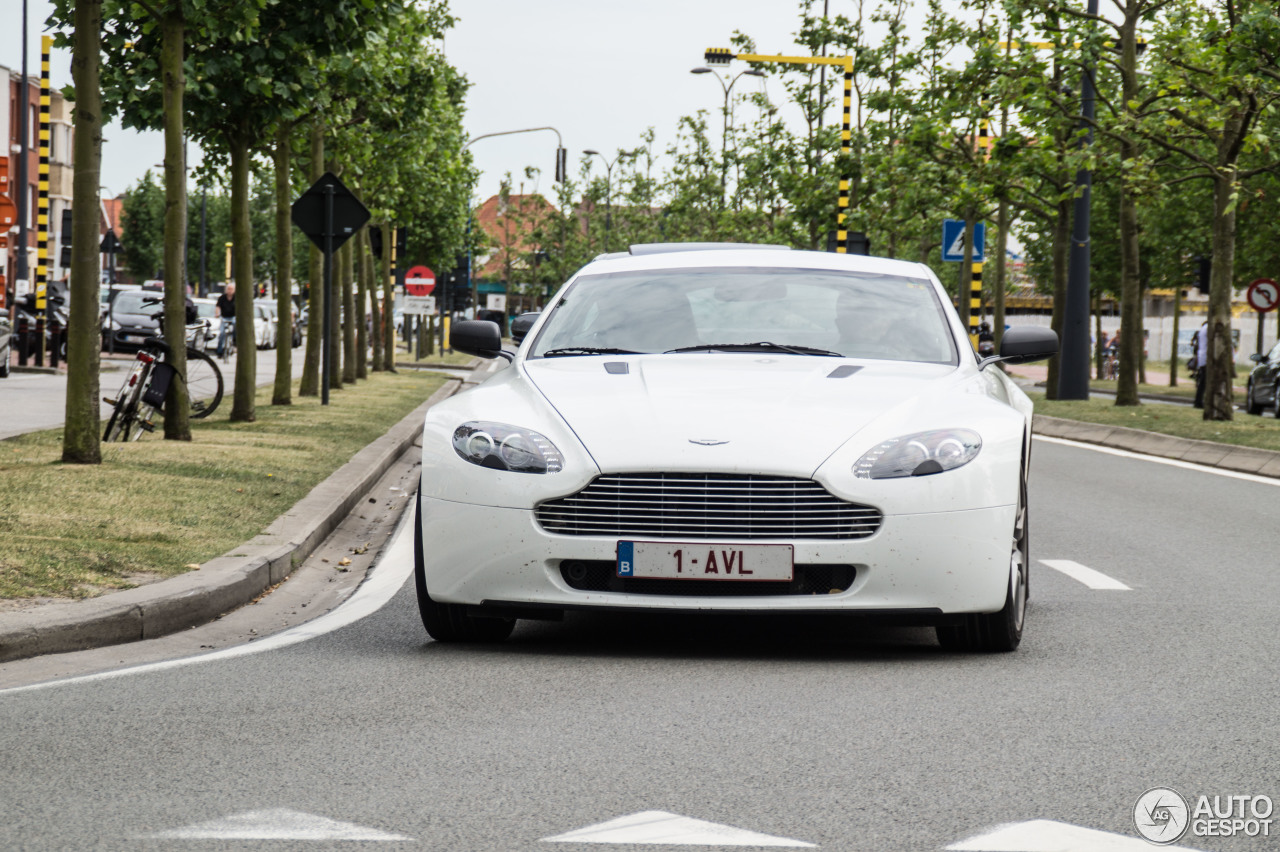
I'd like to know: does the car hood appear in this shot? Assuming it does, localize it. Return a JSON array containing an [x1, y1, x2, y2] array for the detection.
[[523, 355, 961, 475], [111, 310, 159, 328]]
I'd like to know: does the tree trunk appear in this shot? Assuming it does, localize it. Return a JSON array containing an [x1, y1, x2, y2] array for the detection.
[[381, 225, 396, 372], [993, 198, 1008, 349], [272, 121, 293, 406], [61, 0, 103, 465], [1204, 169, 1238, 421], [229, 132, 256, 422], [299, 119, 324, 397], [367, 229, 383, 372], [328, 230, 343, 391], [355, 228, 369, 380], [160, 9, 190, 440], [1115, 162, 1142, 407], [341, 239, 356, 384]]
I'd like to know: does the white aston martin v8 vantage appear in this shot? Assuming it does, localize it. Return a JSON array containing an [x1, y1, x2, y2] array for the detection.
[[416, 244, 1058, 651]]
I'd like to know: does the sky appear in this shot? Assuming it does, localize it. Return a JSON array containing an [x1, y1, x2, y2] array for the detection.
[[2, 0, 842, 204]]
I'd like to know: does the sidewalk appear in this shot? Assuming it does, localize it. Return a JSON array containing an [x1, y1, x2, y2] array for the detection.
[[1004, 363, 1248, 399]]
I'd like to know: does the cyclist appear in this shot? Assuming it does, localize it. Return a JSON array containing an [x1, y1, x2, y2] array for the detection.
[[215, 283, 236, 357]]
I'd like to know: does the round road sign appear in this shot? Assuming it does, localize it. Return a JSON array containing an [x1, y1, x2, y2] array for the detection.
[[1246, 278, 1278, 313], [404, 265, 435, 296]]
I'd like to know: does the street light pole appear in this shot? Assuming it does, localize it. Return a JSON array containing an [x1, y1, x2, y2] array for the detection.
[[583, 149, 640, 253], [16, 0, 30, 298], [689, 67, 764, 202], [1058, 0, 1100, 400]]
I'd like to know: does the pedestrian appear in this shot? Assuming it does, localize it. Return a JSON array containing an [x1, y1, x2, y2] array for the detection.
[[1192, 318, 1209, 408], [215, 282, 236, 357]]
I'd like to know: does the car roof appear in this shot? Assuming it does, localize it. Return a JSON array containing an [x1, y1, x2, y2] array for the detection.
[[577, 245, 933, 279]]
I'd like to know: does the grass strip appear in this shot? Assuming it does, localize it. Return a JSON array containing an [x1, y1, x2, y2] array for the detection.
[[1029, 392, 1280, 453], [0, 370, 446, 601]]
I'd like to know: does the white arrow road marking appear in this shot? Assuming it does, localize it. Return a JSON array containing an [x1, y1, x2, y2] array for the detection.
[[540, 811, 816, 847], [145, 808, 412, 841], [946, 819, 1203, 851], [1040, 559, 1132, 590]]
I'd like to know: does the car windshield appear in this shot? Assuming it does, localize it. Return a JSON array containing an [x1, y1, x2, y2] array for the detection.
[[195, 302, 217, 318], [112, 291, 162, 314], [528, 266, 957, 364]]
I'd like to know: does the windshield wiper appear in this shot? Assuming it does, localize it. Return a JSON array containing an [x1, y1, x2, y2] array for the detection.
[[541, 346, 644, 357], [665, 341, 844, 357]]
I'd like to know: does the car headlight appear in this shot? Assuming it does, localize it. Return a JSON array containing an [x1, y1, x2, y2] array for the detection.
[[452, 421, 564, 474], [854, 429, 981, 479]]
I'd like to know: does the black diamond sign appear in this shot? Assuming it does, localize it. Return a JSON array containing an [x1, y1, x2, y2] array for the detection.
[[290, 171, 371, 252]]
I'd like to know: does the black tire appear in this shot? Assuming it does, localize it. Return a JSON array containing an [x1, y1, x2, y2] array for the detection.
[[937, 466, 1028, 653], [0, 342, 10, 378], [184, 349, 224, 418], [1273, 382, 1280, 419], [413, 487, 515, 643], [1245, 381, 1264, 415]]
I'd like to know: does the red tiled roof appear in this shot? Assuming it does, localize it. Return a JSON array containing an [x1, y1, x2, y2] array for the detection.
[[473, 193, 555, 281]]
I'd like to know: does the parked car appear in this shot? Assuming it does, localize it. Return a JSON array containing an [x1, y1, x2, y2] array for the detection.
[[256, 298, 302, 348], [415, 243, 1058, 652], [0, 308, 11, 378], [192, 297, 221, 350], [251, 303, 277, 350], [510, 311, 540, 343], [101, 288, 165, 352], [1244, 339, 1280, 417]]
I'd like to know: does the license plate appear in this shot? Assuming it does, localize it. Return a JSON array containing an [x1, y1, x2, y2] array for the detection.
[[124, 335, 147, 343], [616, 541, 793, 581]]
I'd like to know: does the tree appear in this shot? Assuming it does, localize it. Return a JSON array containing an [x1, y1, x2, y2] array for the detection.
[[60, 0, 105, 465]]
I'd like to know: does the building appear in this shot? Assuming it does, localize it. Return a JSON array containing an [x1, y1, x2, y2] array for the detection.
[[472, 192, 557, 312], [2, 61, 75, 312]]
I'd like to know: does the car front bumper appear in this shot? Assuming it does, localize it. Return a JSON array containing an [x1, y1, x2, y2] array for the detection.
[[419, 496, 1015, 616]]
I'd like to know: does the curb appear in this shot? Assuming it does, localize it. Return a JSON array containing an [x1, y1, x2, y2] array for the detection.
[[1033, 413, 1280, 478], [0, 378, 461, 664]]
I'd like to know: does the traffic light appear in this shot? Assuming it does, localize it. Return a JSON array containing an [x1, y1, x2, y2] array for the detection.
[[369, 226, 382, 259], [705, 47, 732, 66], [395, 227, 407, 256], [1197, 256, 1211, 293], [60, 209, 72, 246], [555, 147, 567, 183]]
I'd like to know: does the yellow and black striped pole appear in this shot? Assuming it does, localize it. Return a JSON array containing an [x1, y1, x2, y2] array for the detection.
[[969, 262, 984, 349], [706, 49, 856, 253], [36, 35, 52, 365], [837, 65, 853, 254], [969, 111, 992, 348]]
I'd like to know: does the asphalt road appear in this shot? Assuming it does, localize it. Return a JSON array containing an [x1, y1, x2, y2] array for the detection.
[[0, 437, 1276, 851]]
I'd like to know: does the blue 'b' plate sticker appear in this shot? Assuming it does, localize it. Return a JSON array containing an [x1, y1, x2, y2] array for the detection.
[[617, 541, 634, 577]]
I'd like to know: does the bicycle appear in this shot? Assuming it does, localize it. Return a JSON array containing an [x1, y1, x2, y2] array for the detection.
[[217, 317, 237, 364], [103, 299, 224, 441], [1102, 349, 1119, 380]]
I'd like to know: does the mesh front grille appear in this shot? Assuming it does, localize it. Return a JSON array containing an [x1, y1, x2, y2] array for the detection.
[[536, 473, 881, 540]]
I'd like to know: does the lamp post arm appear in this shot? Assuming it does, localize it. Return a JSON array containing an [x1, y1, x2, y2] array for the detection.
[[466, 126, 563, 149]]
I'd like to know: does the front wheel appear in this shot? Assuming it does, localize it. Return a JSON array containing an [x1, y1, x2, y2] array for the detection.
[[184, 349, 224, 418], [413, 488, 515, 643], [937, 472, 1028, 653], [1273, 382, 1280, 419], [1245, 382, 1264, 415]]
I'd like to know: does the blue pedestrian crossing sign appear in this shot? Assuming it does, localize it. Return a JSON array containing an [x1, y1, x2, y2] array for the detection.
[[942, 219, 985, 262]]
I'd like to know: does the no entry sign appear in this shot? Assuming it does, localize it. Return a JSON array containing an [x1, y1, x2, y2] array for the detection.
[[1246, 278, 1278, 313], [405, 265, 435, 296]]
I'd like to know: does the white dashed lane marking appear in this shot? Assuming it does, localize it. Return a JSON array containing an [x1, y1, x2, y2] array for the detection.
[[1040, 559, 1132, 590]]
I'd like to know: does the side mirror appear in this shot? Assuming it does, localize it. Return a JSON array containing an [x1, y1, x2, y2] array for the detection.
[[981, 325, 1059, 369], [451, 320, 510, 361], [1249, 353, 1263, 363], [510, 312, 540, 344]]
